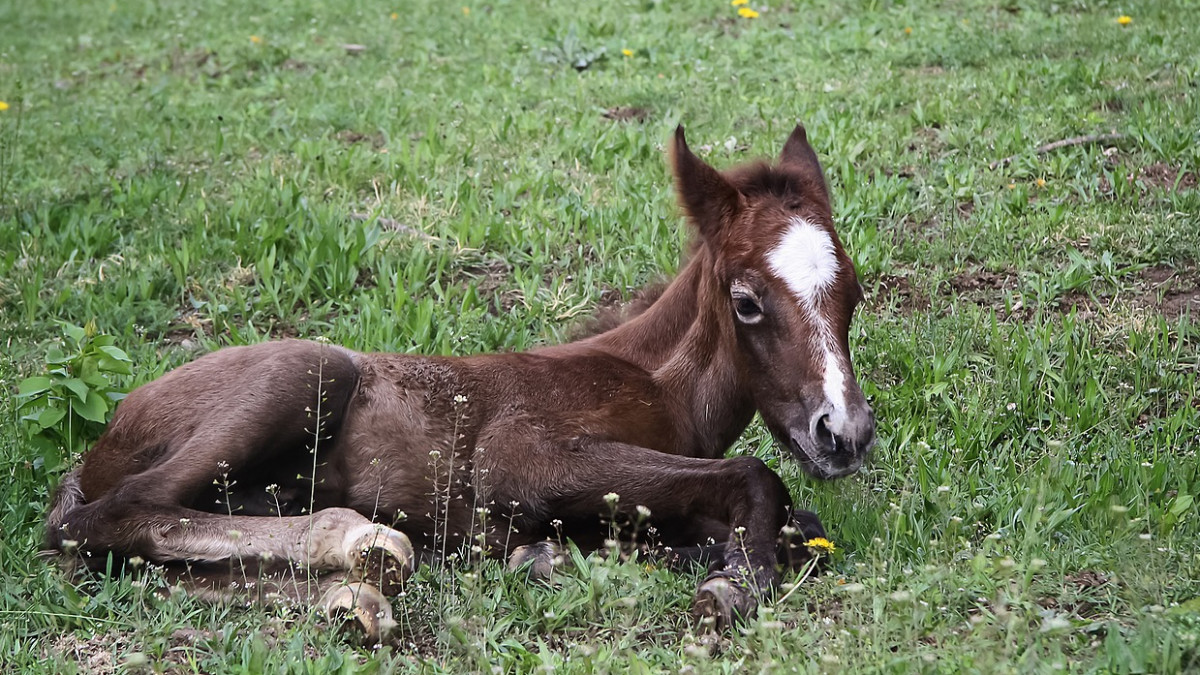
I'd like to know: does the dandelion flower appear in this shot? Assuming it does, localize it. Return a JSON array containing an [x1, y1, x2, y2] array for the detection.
[[738, 7, 759, 18], [904, 26, 912, 35], [250, 35, 262, 44], [622, 48, 634, 57], [1036, 178, 1046, 187], [0, 101, 8, 112], [462, 6, 470, 15], [1117, 15, 1132, 25], [731, 0, 749, 5], [805, 537, 836, 554], [390, 12, 398, 19]]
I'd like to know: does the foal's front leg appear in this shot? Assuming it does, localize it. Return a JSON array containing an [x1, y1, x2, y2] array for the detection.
[[489, 440, 794, 628]]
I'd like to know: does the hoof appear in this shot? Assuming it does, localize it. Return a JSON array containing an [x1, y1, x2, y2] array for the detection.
[[507, 541, 563, 581], [320, 582, 396, 643], [344, 524, 414, 596], [694, 575, 757, 631], [780, 509, 829, 570], [790, 509, 828, 541]]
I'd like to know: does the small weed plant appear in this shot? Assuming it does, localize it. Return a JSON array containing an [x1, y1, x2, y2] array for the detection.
[[16, 321, 132, 475]]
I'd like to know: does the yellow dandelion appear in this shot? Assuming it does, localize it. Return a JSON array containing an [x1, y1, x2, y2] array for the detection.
[[805, 537, 836, 554], [1117, 15, 1132, 25], [738, 7, 759, 18], [1007, 183, 1016, 190], [622, 48, 634, 57], [390, 12, 398, 19], [731, 0, 749, 5], [904, 26, 913, 35], [0, 101, 9, 112], [250, 35, 262, 44], [462, 6, 470, 15], [1036, 178, 1047, 187]]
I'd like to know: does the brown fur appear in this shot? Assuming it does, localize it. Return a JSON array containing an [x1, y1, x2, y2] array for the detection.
[[46, 125, 876, 626]]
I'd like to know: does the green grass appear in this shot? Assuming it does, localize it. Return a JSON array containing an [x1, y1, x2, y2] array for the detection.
[[2, 0, 1200, 671]]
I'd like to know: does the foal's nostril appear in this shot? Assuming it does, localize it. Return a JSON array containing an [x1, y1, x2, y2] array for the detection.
[[814, 414, 835, 451]]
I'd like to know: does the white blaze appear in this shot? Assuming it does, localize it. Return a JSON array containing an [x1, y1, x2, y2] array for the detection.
[[766, 217, 848, 414]]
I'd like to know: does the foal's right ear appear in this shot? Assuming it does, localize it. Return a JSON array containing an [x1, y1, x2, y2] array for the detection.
[[670, 125, 741, 241], [779, 123, 829, 200]]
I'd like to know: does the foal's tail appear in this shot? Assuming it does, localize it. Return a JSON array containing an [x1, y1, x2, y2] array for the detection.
[[43, 468, 85, 554]]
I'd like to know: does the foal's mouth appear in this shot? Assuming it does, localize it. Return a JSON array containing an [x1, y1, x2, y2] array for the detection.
[[780, 432, 867, 481]]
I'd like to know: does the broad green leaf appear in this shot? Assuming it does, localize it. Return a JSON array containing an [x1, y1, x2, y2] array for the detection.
[[924, 381, 949, 400], [1169, 494, 1194, 519], [97, 355, 133, 375], [62, 378, 90, 403], [17, 376, 53, 397], [98, 345, 132, 363], [74, 390, 109, 423], [37, 406, 67, 429], [45, 346, 68, 364], [29, 436, 62, 471], [82, 372, 109, 388], [62, 323, 85, 345]]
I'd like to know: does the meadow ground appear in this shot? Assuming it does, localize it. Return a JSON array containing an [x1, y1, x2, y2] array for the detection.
[[1, 0, 1199, 671]]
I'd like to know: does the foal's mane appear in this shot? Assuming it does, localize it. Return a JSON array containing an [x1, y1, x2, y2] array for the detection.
[[569, 280, 672, 340], [570, 236, 705, 340], [722, 160, 828, 210]]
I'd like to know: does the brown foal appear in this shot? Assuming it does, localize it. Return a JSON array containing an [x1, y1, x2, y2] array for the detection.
[[46, 124, 876, 638]]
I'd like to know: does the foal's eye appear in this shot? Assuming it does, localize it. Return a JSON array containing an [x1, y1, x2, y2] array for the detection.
[[734, 296, 764, 323]]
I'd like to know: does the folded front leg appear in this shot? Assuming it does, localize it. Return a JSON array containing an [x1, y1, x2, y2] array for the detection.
[[482, 439, 793, 628]]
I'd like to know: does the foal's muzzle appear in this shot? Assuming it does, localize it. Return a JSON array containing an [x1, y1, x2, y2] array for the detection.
[[787, 405, 875, 479]]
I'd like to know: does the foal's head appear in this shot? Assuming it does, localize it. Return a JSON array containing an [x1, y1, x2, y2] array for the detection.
[[672, 125, 876, 479]]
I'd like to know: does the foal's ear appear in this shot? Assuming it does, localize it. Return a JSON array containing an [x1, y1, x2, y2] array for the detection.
[[670, 125, 741, 240], [779, 124, 829, 197]]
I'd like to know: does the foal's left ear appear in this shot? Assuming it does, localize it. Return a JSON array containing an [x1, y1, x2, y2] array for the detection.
[[670, 126, 742, 241], [779, 124, 830, 198]]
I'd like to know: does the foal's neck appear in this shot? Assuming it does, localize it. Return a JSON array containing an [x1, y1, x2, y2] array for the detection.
[[587, 246, 756, 457]]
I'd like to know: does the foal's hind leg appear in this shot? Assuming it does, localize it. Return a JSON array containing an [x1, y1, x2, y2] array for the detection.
[[59, 502, 413, 594], [156, 560, 400, 642], [50, 341, 412, 635]]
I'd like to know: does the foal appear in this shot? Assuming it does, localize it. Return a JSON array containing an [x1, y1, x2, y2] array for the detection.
[[46, 125, 875, 637]]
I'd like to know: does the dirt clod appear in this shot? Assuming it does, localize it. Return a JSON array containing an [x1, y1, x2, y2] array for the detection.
[[602, 106, 651, 123]]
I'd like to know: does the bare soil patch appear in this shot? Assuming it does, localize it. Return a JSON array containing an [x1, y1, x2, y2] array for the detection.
[[1099, 162, 1198, 195], [907, 126, 945, 154], [602, 106, 651, 123], [871, 274, 930, 314], [46, 632, 123, 674], [1092, 98, 1124, 113], [454, 259, 521, 315], [941, 263, 1200, 322], [335, 130, 386, 149], [1138, 162, 1198, 192], [1067, 570, 1110, 589], [1129, 264, 1200, 320], [949, 268, 1018, 296]]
